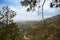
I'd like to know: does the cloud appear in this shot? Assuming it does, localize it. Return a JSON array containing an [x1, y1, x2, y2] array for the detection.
[[0, 0, 60, 22], [9, 6, 41, 21]]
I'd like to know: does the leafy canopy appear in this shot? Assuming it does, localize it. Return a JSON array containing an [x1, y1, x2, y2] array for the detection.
[[21, 0, 39, 11]]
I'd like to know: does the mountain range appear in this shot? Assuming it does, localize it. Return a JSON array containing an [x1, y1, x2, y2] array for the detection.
[[16, 14, 60, 30], [0, 14, 60, 29]]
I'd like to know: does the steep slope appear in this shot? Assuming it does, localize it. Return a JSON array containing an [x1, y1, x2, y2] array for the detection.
[[24, 14, 60, 40], [45, 14, 60, 23]]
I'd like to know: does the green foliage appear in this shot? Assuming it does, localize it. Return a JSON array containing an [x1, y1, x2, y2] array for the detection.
[[0, 23, 20, 40], [0, 6, 16, 25], [21, 0, 38, 11], [0, 6, 21, 40], [25, 21, 60, 40]]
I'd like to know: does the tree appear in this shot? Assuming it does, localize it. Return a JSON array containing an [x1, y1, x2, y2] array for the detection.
[[0, 6, 20, 40], [21, 0, 46, 24], [21, 0, 37, 11], [0, 22, 20, 40], [0, 6, 16, 25]]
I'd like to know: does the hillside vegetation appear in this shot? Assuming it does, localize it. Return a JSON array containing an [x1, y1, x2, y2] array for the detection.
[[23, 14, 60, 40], [0, 14, 60, 40]]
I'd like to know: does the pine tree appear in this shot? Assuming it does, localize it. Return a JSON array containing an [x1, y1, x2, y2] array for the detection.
[[0, 6, 16, 25], [0, 6, 20, 40]]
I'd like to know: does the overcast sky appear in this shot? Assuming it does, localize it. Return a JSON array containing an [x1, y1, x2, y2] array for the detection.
[[0, 0, 60, 22]]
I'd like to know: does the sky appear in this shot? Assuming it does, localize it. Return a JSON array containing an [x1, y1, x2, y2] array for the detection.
[[0, 0, 60, 22]]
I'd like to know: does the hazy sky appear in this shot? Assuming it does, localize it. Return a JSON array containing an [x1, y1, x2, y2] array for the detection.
[[0, 0, 60, 22]]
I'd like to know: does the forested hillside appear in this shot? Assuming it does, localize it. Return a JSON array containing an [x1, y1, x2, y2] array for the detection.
[[22, 14, 60, 40], [0, 14, 60, 40]]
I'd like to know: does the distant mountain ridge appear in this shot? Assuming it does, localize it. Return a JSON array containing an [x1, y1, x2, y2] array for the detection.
[[0, 14, 60, 29], [17, 14, 60, 24], [16, 14, 60, 30], [45, 14, 60, 23]]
